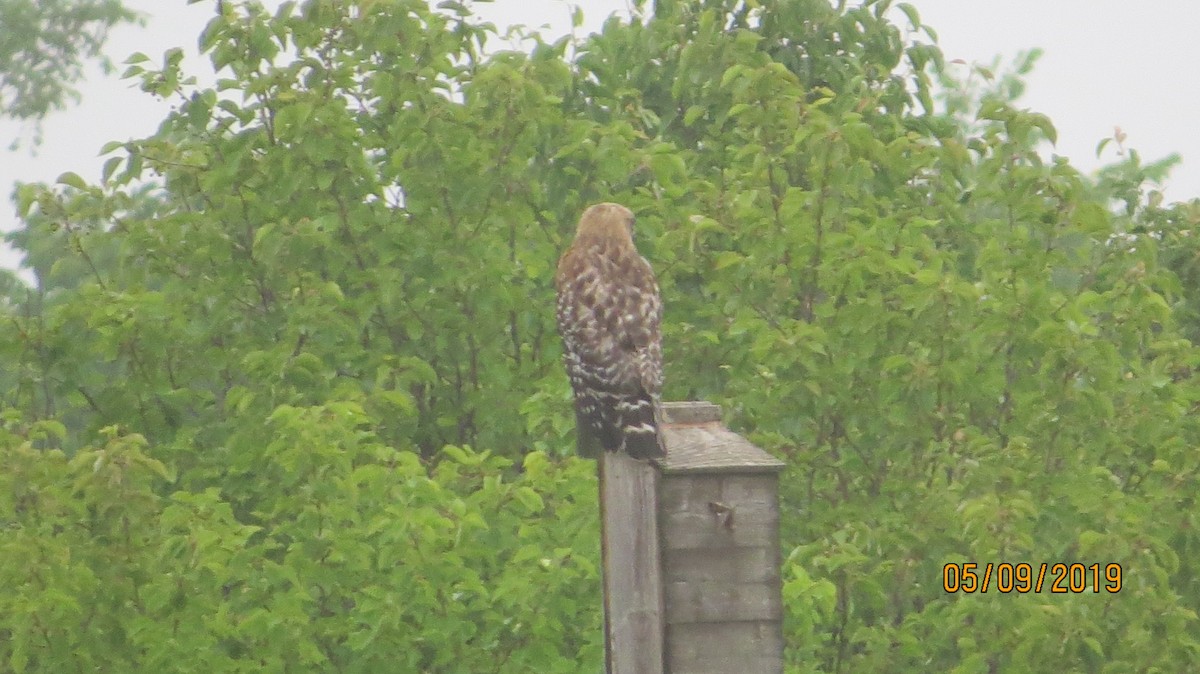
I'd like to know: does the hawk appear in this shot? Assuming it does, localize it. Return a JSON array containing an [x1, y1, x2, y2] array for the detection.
[[555, 203, 666, 460]]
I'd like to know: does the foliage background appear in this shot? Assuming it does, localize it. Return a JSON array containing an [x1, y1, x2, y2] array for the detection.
[[4, 0, 1200, 671], [0, 0, 137, 144]]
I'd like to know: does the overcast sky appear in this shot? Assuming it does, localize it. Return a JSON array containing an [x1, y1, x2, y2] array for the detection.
[[3, 0, 1198, 277]]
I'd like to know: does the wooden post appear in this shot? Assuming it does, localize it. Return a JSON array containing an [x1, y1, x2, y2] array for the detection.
[[599, 450, 665, 674], [599, 401, 786, 674]]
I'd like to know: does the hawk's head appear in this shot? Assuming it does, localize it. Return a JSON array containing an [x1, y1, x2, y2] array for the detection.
[[576, 202, 636, 247]]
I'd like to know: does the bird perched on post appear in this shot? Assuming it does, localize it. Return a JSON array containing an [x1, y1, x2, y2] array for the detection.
[[555, 203, 666, 460]]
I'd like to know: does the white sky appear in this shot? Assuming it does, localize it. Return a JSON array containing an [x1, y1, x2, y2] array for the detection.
[[3, 0, 1198, 277]]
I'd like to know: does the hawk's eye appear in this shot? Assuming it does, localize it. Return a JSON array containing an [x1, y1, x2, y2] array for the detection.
[[628, 216, 637, 239]]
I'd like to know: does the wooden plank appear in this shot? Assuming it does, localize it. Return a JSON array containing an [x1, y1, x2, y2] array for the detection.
[[661, 426, 785, 474], [599, 451, 664, 674], [660, 475, 780, 515], [664, 579, 782, 623], [662, 546, 779, 584], [660, 475, 780, 550], [661, 401, 723, 424], [667, 621, 784, 674], [660, 402, 785, 475]]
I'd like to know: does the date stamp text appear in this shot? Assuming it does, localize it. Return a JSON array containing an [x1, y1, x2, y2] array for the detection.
[[943, 562, 1122, 594]]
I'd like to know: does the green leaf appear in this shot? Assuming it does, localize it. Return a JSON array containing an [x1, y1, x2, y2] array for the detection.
[[514, 486, 545, 513], [1030, 112, 1058, 145], [897, 3, 921, 29], [56, 171, 87, 189], [101, 156, 123, 183], [714, 251, 744, 270], [14, 183, 38, 217]]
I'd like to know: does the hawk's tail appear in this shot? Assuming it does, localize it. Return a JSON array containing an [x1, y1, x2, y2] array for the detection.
[[617, 395, 666, 459]]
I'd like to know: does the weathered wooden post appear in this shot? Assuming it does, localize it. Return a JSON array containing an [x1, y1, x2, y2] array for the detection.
[[599, 401, 786, 674]]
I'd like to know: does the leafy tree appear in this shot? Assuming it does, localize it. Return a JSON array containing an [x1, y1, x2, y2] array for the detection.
[[3, 0, 1200, 671], [0, 0, 138, 144]]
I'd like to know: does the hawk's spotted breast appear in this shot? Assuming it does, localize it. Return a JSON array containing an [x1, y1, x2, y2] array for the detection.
[[555, 203, 665, 459]]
